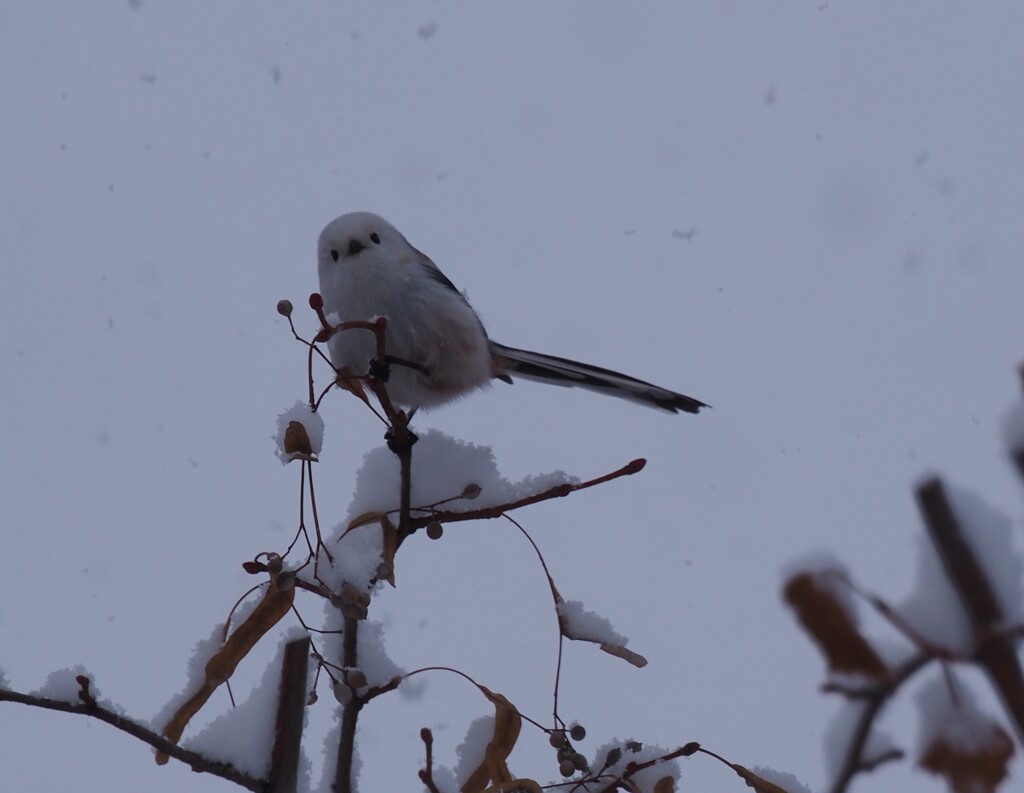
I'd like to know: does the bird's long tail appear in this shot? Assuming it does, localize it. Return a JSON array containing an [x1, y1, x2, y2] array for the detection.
[[490, 342, 708, 414]]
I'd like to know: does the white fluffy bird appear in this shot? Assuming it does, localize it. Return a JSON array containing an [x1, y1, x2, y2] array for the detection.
[[317, 212, 707, 414]]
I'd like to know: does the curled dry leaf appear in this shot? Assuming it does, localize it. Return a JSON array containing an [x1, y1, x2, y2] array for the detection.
[[283, 420, 315, 459], [599, 643, 648, 668], [729, 764, 795, 793], [155, 571, 295, 764], [334, 366, 371, 406], [783, 571, 888, 679], [460, 686, 523, 793]]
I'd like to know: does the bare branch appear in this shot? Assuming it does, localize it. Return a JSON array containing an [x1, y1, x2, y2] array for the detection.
[[408, 458, 647, 531], [0, 687, 265, 791]]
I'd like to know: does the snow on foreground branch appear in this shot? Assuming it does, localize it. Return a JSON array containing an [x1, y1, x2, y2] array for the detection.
[[783, 367, 1024, 793]]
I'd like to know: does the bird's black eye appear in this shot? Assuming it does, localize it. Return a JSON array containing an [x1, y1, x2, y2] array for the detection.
[[330, 249, 339, 262], [347, 239, 365, 256], [370, 232, 381, 245]]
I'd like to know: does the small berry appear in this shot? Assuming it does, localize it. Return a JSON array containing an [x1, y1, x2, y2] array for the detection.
[[276, 299, 293, 317], [331, 681, 352, 705], [559, 760, 575, 778], [569, 724, 586, 741], [426, 520, 444, 540]]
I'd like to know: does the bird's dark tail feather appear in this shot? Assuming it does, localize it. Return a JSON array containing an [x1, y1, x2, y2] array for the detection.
[[490, 342, 708, 415]]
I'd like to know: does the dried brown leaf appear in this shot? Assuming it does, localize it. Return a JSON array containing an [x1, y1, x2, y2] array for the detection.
[[652, 775, 676, 793], [599, 643, 648, 668], [920, 727, 1013, 793], [283, 420, 313, 457], [156, 573, 295, 764], [729, 764, 794, 793], [460, 687, 522, 793], [783, 571, 888, 679], [334, 366, 370, 405]]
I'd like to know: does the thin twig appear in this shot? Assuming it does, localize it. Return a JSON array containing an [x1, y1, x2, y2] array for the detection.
[[0, 688, 265, 791], [382, 666, 549, 733], [826, 652, 931, 793], [408, 458, 647, 532], [501, 514, 567, 729]]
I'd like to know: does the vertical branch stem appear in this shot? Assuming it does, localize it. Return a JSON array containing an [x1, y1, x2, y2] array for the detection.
[[916, 477, 1024, 744], [268, 637, 311, 793], [334, 617, 362, 793]]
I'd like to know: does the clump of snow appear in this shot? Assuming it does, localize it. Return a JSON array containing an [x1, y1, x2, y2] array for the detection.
[[748, 766, 813, 793], [150, 623, 227, 731], [185, 627, 311, 780], [588, 740, 680, 793], [824, 701, 895, 781], [274, 400, 325, 463], [428, 765, 458, 793], [28, 666, 125, 714], [915, 674, 1005, 754], [945, 483, 1024, 623], [901, 480, 1024, 655], [340, 429, 576, 524], [314, 718, 341, 793], [319, 430, 577, 591], [899, 532, 974, 656], [32, 665, 95, 704], [318, 617, 405, 691], [317, 518, 387, 595], [1001, 398, 1024, 451], [312, 709, 363, 793], [452, 715, 495, 789], [557, 599, 627, 646], [353, 620, 405, 688]]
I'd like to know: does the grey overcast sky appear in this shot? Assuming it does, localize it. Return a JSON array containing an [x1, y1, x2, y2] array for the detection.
[[3, 3, 1024, 792]]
